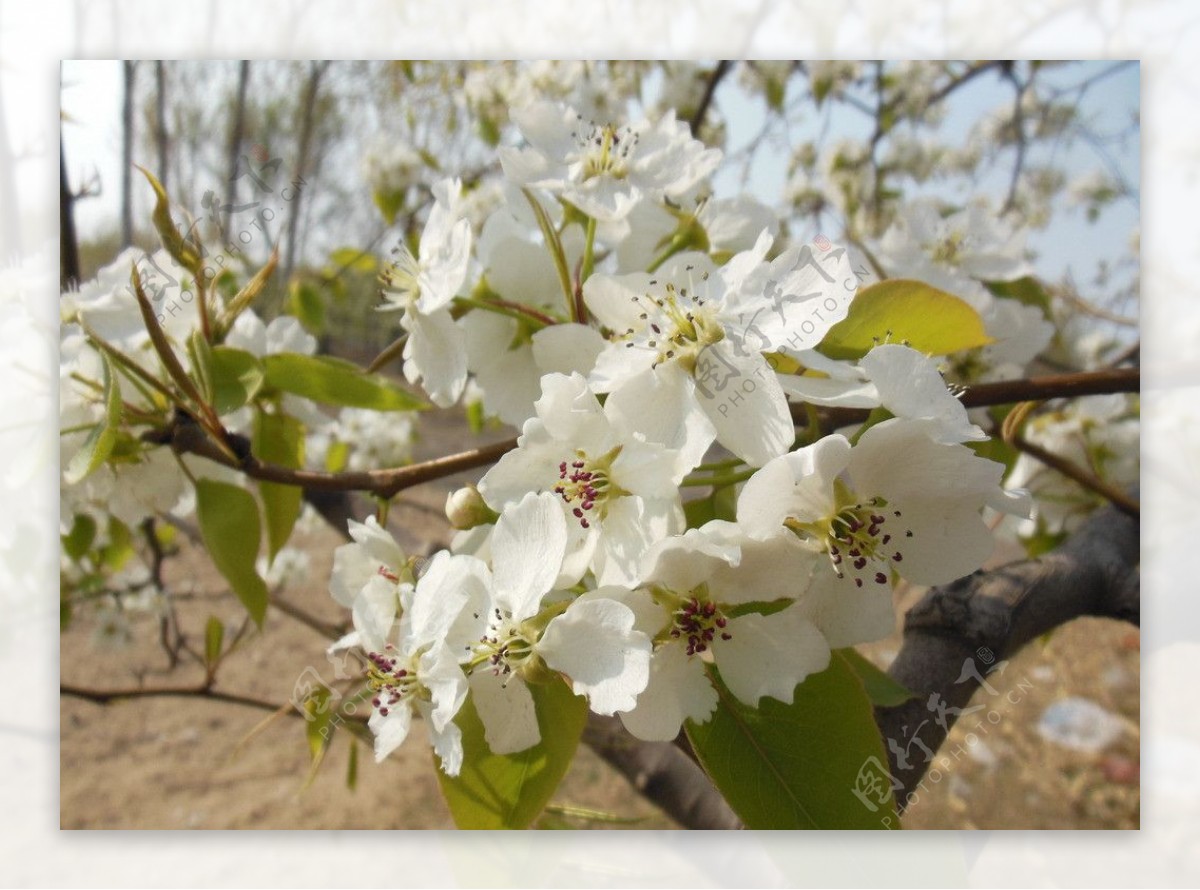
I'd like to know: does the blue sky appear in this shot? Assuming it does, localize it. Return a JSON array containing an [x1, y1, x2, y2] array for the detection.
[[61, 60, 1139, 297]]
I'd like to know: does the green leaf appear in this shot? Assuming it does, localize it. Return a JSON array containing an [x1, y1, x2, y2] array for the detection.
[[466, 399, 485, 435], [253, 411, 305, 561], [437, 678, 588, 829], [204, 616, 225, 668], [324, 439, 349, 473], [186, 329, 215, 405], [838, 648, 917, 707], [346, 738, 359, 791], [305, 685, 335, 761], [64, 353, 122, 484], [818, 278, 993, 361], [62, 513, 98, 561], [478, 115, 501, 147], [984, 276, 1053, 320], [262, 353, 427, 412], [220, 249, 278, 332], [195, 479, 268, 627], [685, 653, 898, 829], [329, 247, 377, 275], [682, 483, 738, 529], [138, 165, 201, 274], [209, 346, 264, 416], [98, 516, 134, 571], [373, 189, 406, 227], [288, 280, 326, 334]]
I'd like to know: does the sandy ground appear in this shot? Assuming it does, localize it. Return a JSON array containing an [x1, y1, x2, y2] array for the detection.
[[60, 411, 1139, 830]]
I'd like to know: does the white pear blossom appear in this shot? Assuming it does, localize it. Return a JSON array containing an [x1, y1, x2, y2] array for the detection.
[[379, 177, 472, 407], [778, 343, 986, 445], [615, 191, 780, 272], [585, 234, 857, 467], [615, 524, 833, 742], [464, 204, 605, 427], [738, 418, 1031, 590], [1005, 394, 1139, 536], [880, 198, 1032, 287], [364, 550, 490, 772], [457, 493, 652, 754], [307, 407, 417, 472], [499, 101, 722, 222], [478, 372, 686, 586], [328, 517, 413, 654], [221, 309, 330, 432]]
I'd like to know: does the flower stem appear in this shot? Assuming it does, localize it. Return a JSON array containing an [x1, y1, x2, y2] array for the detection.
[[646, 234, 688, 274], [581, 216, 597, 284], [454, 295, 557, 329]]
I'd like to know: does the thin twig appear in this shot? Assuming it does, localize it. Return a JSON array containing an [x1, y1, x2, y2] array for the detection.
[[1010, 433, 1140, 517], [689, 61, 733, 137]]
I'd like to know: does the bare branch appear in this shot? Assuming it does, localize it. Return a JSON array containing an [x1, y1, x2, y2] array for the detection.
[[689, 61, 733, 137]]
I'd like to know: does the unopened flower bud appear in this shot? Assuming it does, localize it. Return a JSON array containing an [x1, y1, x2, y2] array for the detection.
[[445, 484, 498, 530]]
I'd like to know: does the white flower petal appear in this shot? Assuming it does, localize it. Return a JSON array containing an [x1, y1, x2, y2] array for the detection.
[[582, 272, 654, 342], [540, 597, 651, 715], [369, 702, 414, 762], [403, 308, 467, 407], [708, 532, 818, 605], [353, 575, 402, 654], [603, 364, 715, 472], [418, 643, 469, 733], [797, 572, 896, 649], [428, 714, 465, 776], [407, 552, 489, 648], [777, 372, 880, 408], [490, 492, 568, 621], [694, 343, 793, 467], [532, 372, 611, 450], [531, 323, 607, 379], [618, 644, 716, 742], [639, 525, 740, 592], [595, 496, 682, 588], [859, 344, 983, 443], [716, 607, 831, 707], [347, 515, 407, 571], [468, 670, 541, 755]]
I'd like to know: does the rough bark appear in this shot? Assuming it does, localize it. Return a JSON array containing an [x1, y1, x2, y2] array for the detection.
[[875, 494, 1139, 807]]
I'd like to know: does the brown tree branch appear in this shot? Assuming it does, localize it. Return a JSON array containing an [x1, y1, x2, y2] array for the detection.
[[874, 492, 1139, 809], [790, 367, 1139, 425], [156, 368, 1137, 502], [689, 61, 733, 137], [584, 714, 741, 830], [62, 681, 293, 716]]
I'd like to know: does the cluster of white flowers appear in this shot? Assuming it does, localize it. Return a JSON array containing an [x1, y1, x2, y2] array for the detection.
[[307, 407, 417, 472], [875, 199, 1055, 383], [328, 101, 1035, 772], [1006, 393, 1139, 537]]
